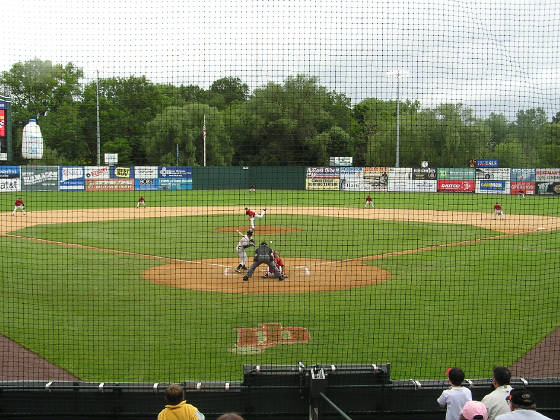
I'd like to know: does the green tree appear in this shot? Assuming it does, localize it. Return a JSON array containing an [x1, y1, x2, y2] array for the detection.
[[144, 104, 232, 166], [209, 77, 248, 109], [0, 59, 83, 162]]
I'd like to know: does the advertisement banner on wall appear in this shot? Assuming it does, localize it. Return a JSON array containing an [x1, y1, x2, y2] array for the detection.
[[412, 168, 437, 180], [362, 167, 388, 191], [135, 178, 159, 190], [536, 168, 560, 182], [388, 167, 412, 180], [110, 166, 134, 179], [412, 180, 437, 192], [475, 168, 511, 180], [475, 180, 510, 194], [510, 181, 535, 195], [306, 167, 339, 178], [158, 166, 193, 178], [0, 178, 21, 192], [437, 180, 475, 192], [536, 181, 560, 195], [21, 166, 58, 191], [339, 167, 364, 191], [511, 168, 536, 182], [475, 159, 498, 168], [388, 179, 413, 192], [134, 166, 159, 179], [158, 178, 193, 190], [305, 177, 340, 190], [85, 179, 134, 191], [437, 168, 475, 180], [59, 166, 85, 190], [0, 166, 20, 178], [85, 166, 110, 179]]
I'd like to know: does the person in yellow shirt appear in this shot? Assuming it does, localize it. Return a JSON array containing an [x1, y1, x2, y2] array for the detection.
[[157, 384, 205, 420]]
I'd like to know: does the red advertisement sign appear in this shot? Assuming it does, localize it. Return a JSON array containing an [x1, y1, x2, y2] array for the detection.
[[510, 181, 535, 195], [437, 180, 475, 192], [85, 178, 134, 191], [0, 109, 5, 138]]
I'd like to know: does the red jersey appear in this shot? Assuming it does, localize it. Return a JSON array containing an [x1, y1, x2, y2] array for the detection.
[[494, 204, 502, 211], [246, 209, 255, 218], [275, 256, 284, 269], [15, 199, 24, 206], [366, 196, 372, 202], [138, 197, 145, 202]]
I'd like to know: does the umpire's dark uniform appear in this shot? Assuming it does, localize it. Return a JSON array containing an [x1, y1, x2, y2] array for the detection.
[[243, 242, 286, 281]]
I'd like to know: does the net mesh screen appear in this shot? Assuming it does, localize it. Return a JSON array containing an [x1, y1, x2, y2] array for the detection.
[[0, 0, 559, 383]]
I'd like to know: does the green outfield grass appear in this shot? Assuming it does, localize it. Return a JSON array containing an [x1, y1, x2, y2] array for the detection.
[[1, 191, 559, 382]]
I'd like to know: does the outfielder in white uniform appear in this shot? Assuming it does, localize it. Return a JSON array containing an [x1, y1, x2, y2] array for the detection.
[[235, 230, 255, 273]]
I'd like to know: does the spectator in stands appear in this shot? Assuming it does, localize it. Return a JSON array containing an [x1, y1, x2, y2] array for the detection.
[[437, 367, 472, 420], [495, 388, 552, 420], [157, 383, 205, 420], [216, 413, 245, 420], [461, 400, 488, 420], [481, 366, 512, 419]]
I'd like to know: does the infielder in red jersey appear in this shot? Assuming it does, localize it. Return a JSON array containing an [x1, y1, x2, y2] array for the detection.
[[245, 207, 266, 230], [136, 197, 146, 208], [12, 198, 26, 215], [364, 195, 374, 208], [264, 250, 285, 278], [493, 203, 505, 220]]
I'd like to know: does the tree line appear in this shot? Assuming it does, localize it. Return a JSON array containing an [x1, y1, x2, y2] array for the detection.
[[2, 58, 559, 167]]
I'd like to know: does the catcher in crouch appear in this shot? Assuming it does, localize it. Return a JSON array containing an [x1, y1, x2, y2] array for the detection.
[[243, 241, 287, 281], [264, 250, 285, 278]]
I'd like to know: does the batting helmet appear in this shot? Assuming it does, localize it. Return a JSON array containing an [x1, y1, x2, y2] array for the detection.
[[247, 230, 253, 236]]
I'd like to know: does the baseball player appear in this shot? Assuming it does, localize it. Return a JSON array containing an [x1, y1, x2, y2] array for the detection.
[[12, 198, 26, 215], [243, 241, 287, 281], [493, 202, 505, 220], [245, 207, 266, 230], [235, 230, 255, 273], [136, 197, 146, 208], [364, 195, 374, 208], [249, 184, 256, 192], [264, 250, 285, 278]]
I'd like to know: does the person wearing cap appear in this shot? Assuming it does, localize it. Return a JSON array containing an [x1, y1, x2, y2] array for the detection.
[[481, 366, 513, 419], [495, 388, 552, 420], [461, 401, 488, 420], [437, 367, 472, 420]]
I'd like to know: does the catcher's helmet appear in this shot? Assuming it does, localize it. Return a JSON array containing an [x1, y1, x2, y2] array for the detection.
[[247, 230, 253, 236]]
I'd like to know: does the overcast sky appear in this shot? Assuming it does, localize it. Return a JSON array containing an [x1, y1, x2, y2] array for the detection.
[[3, 0, 560, 119]]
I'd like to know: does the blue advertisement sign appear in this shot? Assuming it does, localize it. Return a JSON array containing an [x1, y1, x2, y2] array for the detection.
[[59, 166, 85, 190], [476, 159, 498, 168], [0, 166, 20, 178], [511, 168, 536, 182], [135, 178, 160, 190], [158, 166, 193, 178], [478, 180, 506, 191], [158, 178, 193, 190]]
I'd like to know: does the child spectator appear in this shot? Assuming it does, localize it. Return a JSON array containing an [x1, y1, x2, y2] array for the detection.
[[437, 367, 473, 420], [157, 383, 205, 420]]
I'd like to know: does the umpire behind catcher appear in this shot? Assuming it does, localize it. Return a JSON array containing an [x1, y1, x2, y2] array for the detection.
[[243, 241, 287, 281]]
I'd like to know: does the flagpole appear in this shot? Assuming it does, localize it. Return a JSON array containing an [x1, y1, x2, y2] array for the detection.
[[203, 114, 206, 167]]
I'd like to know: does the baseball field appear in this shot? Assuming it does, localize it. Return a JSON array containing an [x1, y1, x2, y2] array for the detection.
[[1, 190, 559, 382]]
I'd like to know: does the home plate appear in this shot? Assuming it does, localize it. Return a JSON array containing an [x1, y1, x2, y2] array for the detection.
[[294, 266, 311, 275], [537, 227, 546, 231]]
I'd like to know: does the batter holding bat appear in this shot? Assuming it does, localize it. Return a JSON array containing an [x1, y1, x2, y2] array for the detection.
[[235, 229, 255, 273]]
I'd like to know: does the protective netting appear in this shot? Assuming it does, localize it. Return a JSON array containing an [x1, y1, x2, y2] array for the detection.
[[1, 0, 559, 384]]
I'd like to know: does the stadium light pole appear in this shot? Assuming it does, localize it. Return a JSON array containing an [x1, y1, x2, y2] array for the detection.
[[96, 70, 101, 166], [386, 69, 408, 168]]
